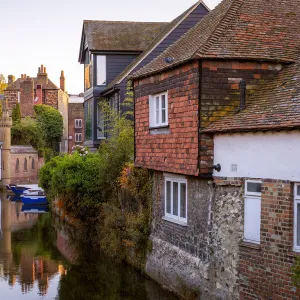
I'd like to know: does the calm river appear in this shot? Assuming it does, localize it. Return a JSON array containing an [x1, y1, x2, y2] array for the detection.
[[0, 196, 178, 300]]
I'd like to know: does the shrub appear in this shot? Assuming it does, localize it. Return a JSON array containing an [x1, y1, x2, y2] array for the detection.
[[11, 117, 45, 153], [12, 103, 21, 123], [34, 105, 63, 154]]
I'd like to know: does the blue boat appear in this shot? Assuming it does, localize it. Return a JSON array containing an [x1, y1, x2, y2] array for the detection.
[[21, 204, 49, 214], [21, 188, 47, 205], [21, 195, 47, 205], [8, 184, 39, 196]]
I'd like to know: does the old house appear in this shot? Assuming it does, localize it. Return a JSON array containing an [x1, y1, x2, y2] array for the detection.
[[68, 94, 84, 151], [4, 66, 69, 152], [132, 0, 300, 298], [78, 1, 209, 149]]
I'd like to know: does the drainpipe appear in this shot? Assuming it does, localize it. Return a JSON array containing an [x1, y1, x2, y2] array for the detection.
[[239, 80, 246, 110]]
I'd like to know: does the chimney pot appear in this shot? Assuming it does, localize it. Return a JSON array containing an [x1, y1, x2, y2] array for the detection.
[[44, 67, 47, 73]]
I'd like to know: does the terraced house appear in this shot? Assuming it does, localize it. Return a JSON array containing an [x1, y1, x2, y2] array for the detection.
[[132, 0, 300, 299], [78, 1, 209, 149]]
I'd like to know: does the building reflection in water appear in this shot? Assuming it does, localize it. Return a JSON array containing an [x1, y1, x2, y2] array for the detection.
[[0, 194, 66, 296]]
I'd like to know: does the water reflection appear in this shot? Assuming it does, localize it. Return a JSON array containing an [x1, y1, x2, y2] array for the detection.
[[0, 194, 178, 300]]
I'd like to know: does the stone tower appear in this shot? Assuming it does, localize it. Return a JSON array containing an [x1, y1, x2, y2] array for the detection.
[[0, 98, 12, 187]]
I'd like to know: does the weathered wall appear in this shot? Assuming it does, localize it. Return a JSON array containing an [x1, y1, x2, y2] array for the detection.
[[238, 179, 300, 299], [4, 90, 18, 113], [146, 171, 243, 299], [134, 61, 200, 176], [10, 146, 40, 184], [45, 90, 59, 109], [68, 102, 84, 151], [58, 90, 69, 152]]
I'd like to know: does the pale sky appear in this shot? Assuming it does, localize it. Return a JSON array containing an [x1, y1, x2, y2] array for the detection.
[[0, 0, 222, 94]]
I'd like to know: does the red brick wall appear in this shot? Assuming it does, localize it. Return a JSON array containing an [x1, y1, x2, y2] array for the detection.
[[134, 61, 200, 176], [45, 90, 59, 109], [239, 179, 300, 299], [20, 78, 34, 117], [68, 102, 84, 152], [134, 60, 283, 176], [4, 90, 19, 112]]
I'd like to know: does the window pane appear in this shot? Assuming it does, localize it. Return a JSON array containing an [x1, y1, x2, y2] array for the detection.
[[97, 102, 105, 139], [162, 95, 166, 109], [156, 96, 160, 124], [97, 55, 106, 85], [244, 196, 261, 243], [173, 182, 178, 216], [297, 204, 300, 246], [297, 185, 300, 197], [247, 182, 262, 193], [166, 181, 171, 214], [180, 183, 186, 219]]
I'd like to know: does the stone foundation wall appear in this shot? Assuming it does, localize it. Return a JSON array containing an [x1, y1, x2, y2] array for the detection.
[[146, 171, 243, 299]]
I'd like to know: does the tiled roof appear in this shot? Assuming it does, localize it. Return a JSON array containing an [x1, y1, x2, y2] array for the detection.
[[6, 78, 59, 91], [102, 1, 208, 93], [132, 0, 300, 78], [83, 20, 168, 52], [202, 56, 300, 133]]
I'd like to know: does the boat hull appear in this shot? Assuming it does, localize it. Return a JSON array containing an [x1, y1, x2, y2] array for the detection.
[[22, 196, 47, 205]]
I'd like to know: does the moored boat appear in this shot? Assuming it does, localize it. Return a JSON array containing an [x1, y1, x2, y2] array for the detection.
[[21, 204, 49, 214], [8, 184, 39, 196], [21, 188, 47, 205]]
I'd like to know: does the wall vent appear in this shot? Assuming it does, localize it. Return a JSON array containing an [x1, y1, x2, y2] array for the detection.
[[231, 164, 238, 172]]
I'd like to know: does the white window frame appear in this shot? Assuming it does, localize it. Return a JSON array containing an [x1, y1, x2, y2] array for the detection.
[[244, 180, 262, 244], [75, 119, 83, 129], [149, 92, 168, 128], [75, 133, 82, 143], [294, 184, 300, 252], [163, 174, 187, 226]]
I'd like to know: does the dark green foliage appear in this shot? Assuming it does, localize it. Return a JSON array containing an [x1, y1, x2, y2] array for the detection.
[[12, 103, 21, 123], [11, 117, 45, 155], [292, 257, 300, 287], [34, 105, 63, 154]]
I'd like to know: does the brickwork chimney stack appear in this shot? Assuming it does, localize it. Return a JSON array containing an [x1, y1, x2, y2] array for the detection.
[[36, 84, 43, 105], [7, 75, 15, 86], [20, 77, 34, 117], [37, 64, 48, 85], [60, 70, 65, 92]]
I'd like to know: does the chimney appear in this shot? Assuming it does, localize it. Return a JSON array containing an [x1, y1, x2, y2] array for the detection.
[[35, 84, 43, 105], [60, 70, 65, 92], [239, 80, 246, 110], [8, 75, 15, 86], [20, 77, 34, 117], [37, 64, 48, 85]]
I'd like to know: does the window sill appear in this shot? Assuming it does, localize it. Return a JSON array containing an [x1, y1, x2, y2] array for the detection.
[[239, 241, 261, 250], [162, 216, 187, 227], [149, 126, 170, 135], [149, 125, 169, 130]]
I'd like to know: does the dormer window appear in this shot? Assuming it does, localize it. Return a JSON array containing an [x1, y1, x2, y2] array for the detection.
[[96, 55, 106, 86]]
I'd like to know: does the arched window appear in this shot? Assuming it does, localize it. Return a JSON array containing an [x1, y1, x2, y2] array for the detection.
[[32, 158, 35, 170], [24, 158, 27, 172], [16, 158, 19, 172]]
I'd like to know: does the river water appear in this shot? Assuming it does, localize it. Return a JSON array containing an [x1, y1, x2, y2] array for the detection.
[[0, 196, 178, 300]]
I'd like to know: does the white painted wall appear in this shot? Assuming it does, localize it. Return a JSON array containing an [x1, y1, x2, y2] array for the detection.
[[213, 131, 300, 181]]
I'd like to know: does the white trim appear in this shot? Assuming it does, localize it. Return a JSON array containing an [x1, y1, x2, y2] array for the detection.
[[75, 133, 82, 142], [244, 180, 262, 244], [75, 119, 83, 129], [149, 92, 168, 128], [113, 2, 209, 85], [294, 184, 300, 252], [245, 180, 262, 197], [164, 174, 187, 225]]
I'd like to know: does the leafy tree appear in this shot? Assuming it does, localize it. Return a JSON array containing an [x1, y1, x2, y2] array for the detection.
[[12, 103, 21, 123], [0, 74, 7, 94], [11, 117, 45, 155], [34, 105, 63, 154]]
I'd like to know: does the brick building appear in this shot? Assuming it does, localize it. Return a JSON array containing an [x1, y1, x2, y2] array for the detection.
[[4, 65, 69, 152], [68, 94, 84, 152], [132, 0, 300, 298]]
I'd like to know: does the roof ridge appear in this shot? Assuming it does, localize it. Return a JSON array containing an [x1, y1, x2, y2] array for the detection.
[[102, 0, 207, 91], [194, 0, 244, 58], [83, 20, 167, 24]]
